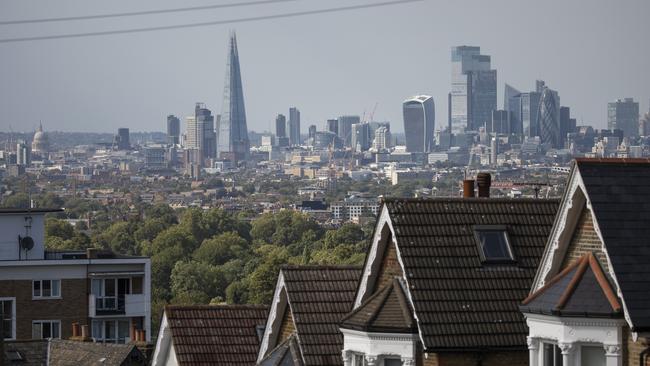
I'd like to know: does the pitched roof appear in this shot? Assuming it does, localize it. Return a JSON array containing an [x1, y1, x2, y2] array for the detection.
[[575, 158, 650, 330], [48, 339, 146, 366], [166, 304, 268, 366], [341, 278, 416, 333], [381, 197, 559, 351], [3, 340, 48, 366], [520, 252, 622, 317], [258, 334, 304, 366], [281, 265, 362, 366]]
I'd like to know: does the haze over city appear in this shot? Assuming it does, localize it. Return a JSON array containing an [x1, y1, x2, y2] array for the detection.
[[1, 0, 649, 133]]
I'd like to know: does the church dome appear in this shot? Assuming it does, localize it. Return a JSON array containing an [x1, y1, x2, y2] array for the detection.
[[32, 123, 50, 153]]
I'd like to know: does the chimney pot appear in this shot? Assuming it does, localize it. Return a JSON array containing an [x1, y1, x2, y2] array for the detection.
[[81, 324, 89, 339], [463, 179, 475, 198]]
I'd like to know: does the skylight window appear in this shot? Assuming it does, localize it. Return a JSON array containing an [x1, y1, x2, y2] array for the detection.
[[474, 226, 514, 263]]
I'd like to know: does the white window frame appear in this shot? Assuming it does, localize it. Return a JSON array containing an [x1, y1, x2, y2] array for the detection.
[[0, 297, 16, 340], [91, 319, 131, 344], [32, 279, 62, 299], [32, 320, 61, 339]]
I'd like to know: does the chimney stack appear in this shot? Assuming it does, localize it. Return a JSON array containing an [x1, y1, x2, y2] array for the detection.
[[476, 172, 492, 198], [463, 179, 475, 198]]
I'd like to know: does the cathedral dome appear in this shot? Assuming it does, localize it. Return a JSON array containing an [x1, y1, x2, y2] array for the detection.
[[32, 123, 50, 153]]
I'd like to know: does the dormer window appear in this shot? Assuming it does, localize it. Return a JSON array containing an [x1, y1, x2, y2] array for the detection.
[[474, 226, 514, 263]]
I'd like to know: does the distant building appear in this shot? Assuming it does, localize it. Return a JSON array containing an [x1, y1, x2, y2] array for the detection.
[[144, 145, 167, 170], [312, 131, 342, 150], [608, 98, 639, 138], [337, 116, 360, 148], [490, 110, 509, 134], [403, 95, 435, 153], [195, 103, 216, 160], [351, 122, 370, 152], [218, 32, 250, 162], [326, 119, 338, 135], [16, 141, 31, 166], [184, 116, 201, 150], [537, 86, 561, 148], [31, 123, 50, 155], [308, 124, 317, 140], [275, 114, 286, 138], [559, 106, 575, 148], [166, 115, 180, 146], [450, 46, 497, 133], [372, 126, 391, 151], [116, 128, 130, 150], [288, 107, 301, 146]]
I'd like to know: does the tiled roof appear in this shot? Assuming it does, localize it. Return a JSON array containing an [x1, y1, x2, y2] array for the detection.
[[259, 334, 304, 366], [166, 304, 268, 366], [48, 339, 145, 366], [383, 197, 559, 351], [281, 265, 362, 366], [341, 278, 416, 333], [3, 340, 48, 366], [521, 252, 622, 317], [575, 158, 650, 331]]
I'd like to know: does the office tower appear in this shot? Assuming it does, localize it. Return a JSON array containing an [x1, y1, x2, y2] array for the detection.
[[372, 126, 391, 150], [185, 116, 201, 150], [608, 98, 640, 138], [640, 111, 650, 137], [337, 116, 360, 148], [559, 106, 575, 148], [490, 137, 498, 166], [326, 119, 338, 135], [167, 115, 181, 146], [403, 95, 435, 153], [116, 128, 130, 150], [16, 141, 31, 166], [351, 122, 370, 152], [288, 107, 301, 146], [519, 91, 542, 138], [196, 103, 216, 159], [218, 32, 250, 162], [450, 46, 497, 133], [275, 114, 286, 138], [537, 86, 561, 148], [368, 121, 390, 138], [490, 110, 509, 134], [308, 125, 317, 140], [504, 84, 522, 135]]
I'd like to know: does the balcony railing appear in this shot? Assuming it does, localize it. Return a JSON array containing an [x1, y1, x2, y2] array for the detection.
[[89, 294, 145, 317]]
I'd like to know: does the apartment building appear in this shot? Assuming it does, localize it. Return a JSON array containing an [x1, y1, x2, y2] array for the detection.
[[0, 208, 151, 344]]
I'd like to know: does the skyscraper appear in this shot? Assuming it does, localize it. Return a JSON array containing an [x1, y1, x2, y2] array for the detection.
[[559, 106, 575, 148], [537, 86, 561, 148], [288, 107, 301, 146], [218, 32, 250, 162], [167, 115, 180, 146], [116, 128, 130, 150], [275, 114, 286, 138], [308, 124, 317, 140], [326, 119, 338, 135], [351, 122, 370, 152], [608, 98, 640, 138], [504, 84, 522, 135], [403, 95, 435, 153], [372, 126, 391, 151], [450, 46, 497, 133], [196, 103, 216, 159], [337, 116, 360, 148]]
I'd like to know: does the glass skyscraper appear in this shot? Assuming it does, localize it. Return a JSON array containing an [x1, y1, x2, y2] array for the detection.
[[167, 115, 180, 146], [288, 107, 301, 146], [608, 98, 640, 138], [537, 86, 561, 148], [218, 32, 250, 162], [450, 46, 497, 134], [403, 95, 435, 153], [337, 116, 360, 148]]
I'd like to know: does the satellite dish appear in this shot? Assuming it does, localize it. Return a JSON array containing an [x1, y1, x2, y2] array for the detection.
[[20, 236, 34, 251]]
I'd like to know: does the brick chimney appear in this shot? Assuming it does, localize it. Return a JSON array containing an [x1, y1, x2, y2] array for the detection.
[[463, 179, 475, 198], [476, 172, 492, 198]]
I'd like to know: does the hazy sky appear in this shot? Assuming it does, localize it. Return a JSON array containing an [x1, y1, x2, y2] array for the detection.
[[1, 0, 649, 134]]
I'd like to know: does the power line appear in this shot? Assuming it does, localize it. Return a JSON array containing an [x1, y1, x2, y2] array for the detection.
[[0, 0, 424, 44], [0, 0, 303, 26]]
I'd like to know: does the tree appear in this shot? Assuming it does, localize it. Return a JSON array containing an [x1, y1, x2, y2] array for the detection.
[[2, 193, 30, 208], [245, 245, 292, 304], [193, 232, 250, 265], [46, 218, 74, 239], [170, 260, 226, 304]]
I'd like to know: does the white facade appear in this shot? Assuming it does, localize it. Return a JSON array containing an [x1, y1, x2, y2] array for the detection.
[[341, 329, 417, 366]]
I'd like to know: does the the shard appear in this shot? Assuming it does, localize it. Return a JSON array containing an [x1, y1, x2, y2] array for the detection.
[[218, 32, 249, 162]]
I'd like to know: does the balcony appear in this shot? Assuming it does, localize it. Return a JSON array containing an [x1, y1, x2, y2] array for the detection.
[[89, 294, 145, 317]]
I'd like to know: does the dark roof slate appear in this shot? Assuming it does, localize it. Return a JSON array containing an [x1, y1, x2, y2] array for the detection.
[[166, 304, 268, 366], [341, 278, 416, 333], [3, 340, 48, 366], [48, 339, 146, 366], [521, 252, 622, 317], [281, 265, 362, 366], [382, 197, 559, 351], [575, 158, 650, 331], [259, 334, 304, 366]]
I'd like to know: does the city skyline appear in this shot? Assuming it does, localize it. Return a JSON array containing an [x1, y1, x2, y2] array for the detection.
[[1, 0, 649, 134]]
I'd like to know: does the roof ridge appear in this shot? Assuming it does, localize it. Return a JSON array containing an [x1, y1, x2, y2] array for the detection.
[[280, 264, 363, 270], [382, 197, 559, 203], [555, 254, 591, 310], [576, 157, 650, 165], [522, 256, 585, 305], [340, 283, 392, 324], [587, 253, 622, 312], [166, 304, 268, 310]]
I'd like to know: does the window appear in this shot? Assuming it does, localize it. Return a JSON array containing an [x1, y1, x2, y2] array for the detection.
[[543, 343, 563, 366], [385, 359, 403, 366], [353, 354, 366, 366], [474, 226, 514, 262], [92, 319, 131, 343], [33, 280, 61, 299], [32, 320, 60, 339], [1, 298, 16, 340]]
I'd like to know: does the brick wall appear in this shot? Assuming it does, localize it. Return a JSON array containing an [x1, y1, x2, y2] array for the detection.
[[434, 350, 527, 366], [420, 352, 439, 366], [278, 305, 295, 344], [375, 236, 403, 292], [561, 206, 609, 271], [0, 279, 88, 340], [623, 327, 650, 366]]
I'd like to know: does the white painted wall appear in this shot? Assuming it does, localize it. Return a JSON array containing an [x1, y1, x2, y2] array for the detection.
[[0, 212, 46, 260]]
